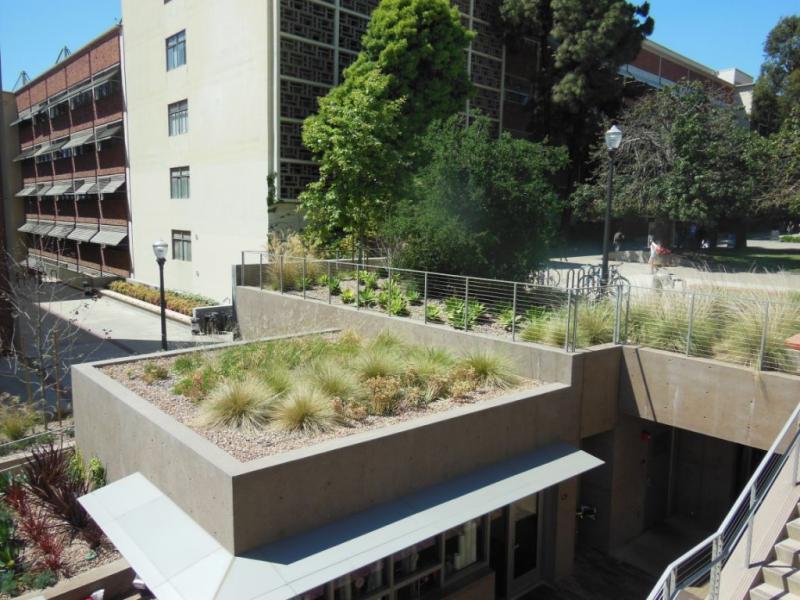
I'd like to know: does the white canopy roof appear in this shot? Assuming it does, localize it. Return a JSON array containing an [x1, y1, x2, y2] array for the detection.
[[80, 443, 601, 600]]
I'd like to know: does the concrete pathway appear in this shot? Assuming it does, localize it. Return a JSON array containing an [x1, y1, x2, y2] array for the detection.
[[548, 238, 800, 292]]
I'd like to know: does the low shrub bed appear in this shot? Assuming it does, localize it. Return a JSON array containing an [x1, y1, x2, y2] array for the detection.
[[108, 280, 216, 316], [104, 333, 537, 461], [780, 235, 800, 243], [0, 446, 115, 598]]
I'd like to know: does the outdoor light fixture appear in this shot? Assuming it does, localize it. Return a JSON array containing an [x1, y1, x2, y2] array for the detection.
[[601, 125, 623, 285], [152, 240, 169, 351]]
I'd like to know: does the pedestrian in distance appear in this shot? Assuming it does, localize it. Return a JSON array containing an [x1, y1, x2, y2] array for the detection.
[[613, 231, 624, 252]]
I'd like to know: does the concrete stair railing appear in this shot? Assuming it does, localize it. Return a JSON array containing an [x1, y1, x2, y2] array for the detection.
[[750, 507, 800, 599]]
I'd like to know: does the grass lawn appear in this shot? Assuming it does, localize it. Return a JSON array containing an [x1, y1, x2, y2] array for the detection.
[[687, 247, 800, 272]]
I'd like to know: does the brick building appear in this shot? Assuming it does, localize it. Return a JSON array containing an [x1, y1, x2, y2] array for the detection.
[[9, 25, 130, 280]]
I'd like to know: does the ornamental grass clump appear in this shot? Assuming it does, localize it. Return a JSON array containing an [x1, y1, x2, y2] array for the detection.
[[199, 376, 275, 432], [458, 352, 518, 389], [354, 350, 406, 380], [306, 361, 358, 401], [575, 300, 615, 346], [271, 385, 340, 433]]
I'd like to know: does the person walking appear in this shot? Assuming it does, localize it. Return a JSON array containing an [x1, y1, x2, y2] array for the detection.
[[649, 238, 660, 274], [613, 231, 625, 252]]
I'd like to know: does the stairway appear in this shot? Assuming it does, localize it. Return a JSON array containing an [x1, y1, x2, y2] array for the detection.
[[750, 505, 800, 599]]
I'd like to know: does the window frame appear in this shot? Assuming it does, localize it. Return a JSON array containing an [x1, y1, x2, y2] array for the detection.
[[171, 229, 192, 261], [168, 99, 189, 136], [166, 30, 187, 71], [169, 166, 190, 199]]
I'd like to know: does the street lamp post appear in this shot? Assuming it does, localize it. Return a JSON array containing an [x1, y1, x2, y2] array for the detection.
[[152, 240, 169, 351], [601, 125, 623, 286]]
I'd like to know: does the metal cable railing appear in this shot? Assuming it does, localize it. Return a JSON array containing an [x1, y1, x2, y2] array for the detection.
[[237, 251, 800, 375], [648, 402, 800, 600]]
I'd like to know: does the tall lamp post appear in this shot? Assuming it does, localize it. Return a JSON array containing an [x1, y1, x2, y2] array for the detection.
[[152, 240, 169, 351], [601, 125, 623, 286]]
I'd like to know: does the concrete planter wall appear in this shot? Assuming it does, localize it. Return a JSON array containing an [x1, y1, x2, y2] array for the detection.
[[73, 336, 584, 558]]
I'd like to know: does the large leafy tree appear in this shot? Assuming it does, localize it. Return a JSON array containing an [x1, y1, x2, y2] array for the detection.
[[759, 106, 800, 217], [751, 15, 800, 135], [498, 0, 653, 167], [300, 0, 473, 248], [572, 83, 761, 231], [385, 116, 568, 279]]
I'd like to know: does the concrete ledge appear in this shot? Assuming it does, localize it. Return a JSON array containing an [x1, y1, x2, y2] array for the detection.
[[18, 558, 133, 600], [98, 288, 193, 325]]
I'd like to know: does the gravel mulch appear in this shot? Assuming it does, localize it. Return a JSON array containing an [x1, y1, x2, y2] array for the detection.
[[102, 352, 540, 463]]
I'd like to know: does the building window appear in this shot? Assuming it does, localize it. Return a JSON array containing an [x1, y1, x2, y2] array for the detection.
[[69, 89, 93, 110], [168, 100, 188, 136], [166, 30, 186, 71], [171, 230, 192, 261], [94, 80, 119, 101], [170, 167, 190, 199]]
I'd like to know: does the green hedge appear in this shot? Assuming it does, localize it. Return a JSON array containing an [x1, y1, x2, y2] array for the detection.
[[108, 280, 217, 316], [779, 235, 800, 243]]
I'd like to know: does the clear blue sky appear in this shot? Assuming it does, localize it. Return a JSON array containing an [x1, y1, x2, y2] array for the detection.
[[0, 0, 797, 90]]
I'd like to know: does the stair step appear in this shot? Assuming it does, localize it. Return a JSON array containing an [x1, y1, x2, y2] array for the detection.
[[788, 519, 800, 542], [763, 561, 800, 593], [776, 539, 800, 566], [750, 582, 800, 600]]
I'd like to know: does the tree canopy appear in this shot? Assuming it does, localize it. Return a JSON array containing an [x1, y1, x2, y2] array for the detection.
[[572, 82, 761, 227], [299, 0, 473, 248], [759, 106, 800, 217], [752, 15, 800, 135], [498, 0, 654, 162], [385, 116, 568, 279]]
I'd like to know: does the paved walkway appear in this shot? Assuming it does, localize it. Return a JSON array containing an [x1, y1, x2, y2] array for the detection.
[[548, 238, 800, 292], [0, 283, 228, 403]]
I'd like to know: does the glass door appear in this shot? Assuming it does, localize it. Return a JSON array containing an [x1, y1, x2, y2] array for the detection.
[[508, 493, 541, 597]]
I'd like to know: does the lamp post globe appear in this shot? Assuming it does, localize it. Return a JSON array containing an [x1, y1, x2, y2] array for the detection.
[[152, 240, 169, 351], [601, 125, 622, 286]]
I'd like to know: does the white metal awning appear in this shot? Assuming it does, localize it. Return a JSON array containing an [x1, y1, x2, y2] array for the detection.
[[47, 222, 75, 239], [30, 221, 55, 236], [67, 224, 99, 242], [94, 123, 123, 142], [33, 142, 53, 157], [17, 221, 37, 234], [45, 181, 73, 196], [15, 183, 38, 197], [81, 443, 602, 600], [90, 226, 127, 246], [74, 179, 98, 195], [62, 128, 95, 149], [97, 175, 125, 194], [13, 146, 37, 162], [9, 109, 32, 126]]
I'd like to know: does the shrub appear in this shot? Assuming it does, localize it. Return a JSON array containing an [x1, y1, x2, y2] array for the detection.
[[0, 399, 39, 442], [265, 233, 323, 291], [458, 352, 518, 388], [108, 280, 216, 316], [575, 300, 615, 346], [341, 289, 356, 304], [386, 293, 409, 316], [142, 362, 169, 384], [199, 376, 275, 432], [359, 271, 379, 290], [271, 385, 339, 433], [496, 305, 522, 332], [361, 376, 403, 415], [326, 276, 342, 295], [262, 367, 293, 397], [780, 235, 800, 243], [444, 297, 485, 330], [425, 304, 443, 322], [520, 307, 569, 347], [87, 457, 106, 490], [173, 354, 204, 375], [173, 366, 219, 402], [407, 347, 454, 383], [406, 290, 422, 305], [358, 288, 378, 307]]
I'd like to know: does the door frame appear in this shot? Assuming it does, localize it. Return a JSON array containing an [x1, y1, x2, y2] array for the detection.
[[506, 493, 544, 599]]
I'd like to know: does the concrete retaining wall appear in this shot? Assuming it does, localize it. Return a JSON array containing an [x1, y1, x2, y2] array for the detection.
[[619, 346, 799, 450], [18, 559, 133, 600]]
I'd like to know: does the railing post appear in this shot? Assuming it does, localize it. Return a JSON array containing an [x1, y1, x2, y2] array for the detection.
[[279, 254, 284, 293], [327, 261, 332, 304], [685, 292, 696, 356], [613, 284, 622, 344], [302, 256, 307, 299], [794, 433, 800, 485], [423, 272, 429, 324], [512, 282, 518, 342], [572, 293, 579, 351], [757, 302, 769, 371], [668, 569, 676, 599], [744, 486, 756, 568], [624, 286, 632, 341], [564, 289, 573, 353], [240, 252, 245, 286], [258, 253, 263, 290], [355, 262, 360, 310], [464, 277, 470, 331], [710, 534, 722, 599]]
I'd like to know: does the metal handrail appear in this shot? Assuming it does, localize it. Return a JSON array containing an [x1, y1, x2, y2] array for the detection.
[[648, 401, 800, 600]]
